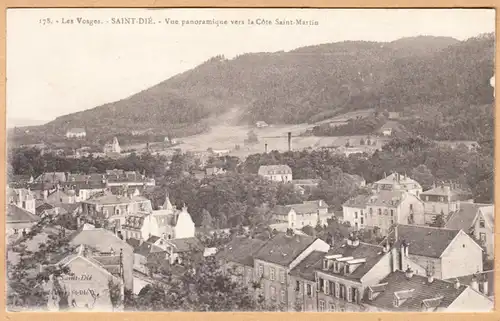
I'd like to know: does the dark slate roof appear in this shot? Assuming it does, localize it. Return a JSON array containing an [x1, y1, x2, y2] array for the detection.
[[126, 238, 141, 249], [290, 251, 325, 281], [215, 237, 267, 267], [320, 241, 386, 281], [146, 235, 161, 244], [392, 225, 460, 258], [69, 227, 133, 253], [367, 271, 467, 311], [445, 203, 490, 231], [254, 232, 317, 267], [167, 237, 204, 253], [447, 270, 494, 297], [36, 202, 55, 215], [133, 242, 164, 257], [343, 194, 372, 208], [7, 204, 41, 224]]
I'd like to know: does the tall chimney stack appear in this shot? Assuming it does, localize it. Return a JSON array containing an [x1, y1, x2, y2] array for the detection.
[[288, 132, 292, 151], [265, 143, 268, 153]]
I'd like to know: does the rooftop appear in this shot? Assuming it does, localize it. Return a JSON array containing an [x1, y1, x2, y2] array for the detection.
[[258, 164, 292, 176], [84, 191, 150, 205], [445, 203, 491, 231], [273, 200, 329, 216], [367, 271, 467, 311], [254, 232, 317, 267], [447, 270, 494, 298], [290, 250, 325, 281], [7, 204, 40, 224], [215, 237, 267, 267], [343, 194, 372, 208], [374, 173, 421, 189], [391, 225, 461, 258]]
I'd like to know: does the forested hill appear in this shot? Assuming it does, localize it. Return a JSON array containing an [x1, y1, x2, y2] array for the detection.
[[29, 33, 494, 136]]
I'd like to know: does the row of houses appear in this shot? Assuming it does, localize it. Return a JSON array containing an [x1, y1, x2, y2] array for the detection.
[[216, 225, 493, 312]]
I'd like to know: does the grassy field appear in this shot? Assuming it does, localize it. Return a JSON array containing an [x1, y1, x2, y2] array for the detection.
[[122, 107, 386, 159]]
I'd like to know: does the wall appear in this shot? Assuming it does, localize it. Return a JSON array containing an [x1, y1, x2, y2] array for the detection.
[[446, 287, 493, 312], [316, 271, 365, 312], [398, 195, 425, 226], [288, 276, 317, 311], [360, 251, 393, 285], [441, 231, 483, 279], [133, 276, 152, 295], [407, 254, 442, 279], [58, 257, 121, 311], [254, 259, 289, 307], [473, 212, 494, 259], [341, 206, 365, 228]]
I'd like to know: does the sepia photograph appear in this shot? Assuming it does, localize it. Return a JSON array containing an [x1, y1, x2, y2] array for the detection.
[[5, 8, 495, 313]]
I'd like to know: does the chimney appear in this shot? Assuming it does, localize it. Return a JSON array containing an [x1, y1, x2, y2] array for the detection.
[[265, 143, 268, 153], [427, 275, 434, 283], [454, 279, 461, 289], [481, 276, 489, 295], [383, 242, 390, 253], [404, 242, 409, 257], [288, 132, 292, 151], [470, 274, 479, 292]]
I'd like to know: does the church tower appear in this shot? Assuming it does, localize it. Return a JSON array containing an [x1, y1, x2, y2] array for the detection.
[[174, 204, 195, 239], [112, 137, 121, 154]]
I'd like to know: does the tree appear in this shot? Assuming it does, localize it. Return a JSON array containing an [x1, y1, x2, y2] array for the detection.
[[431, 213, 446, 228], [107, 278, 124, 311], [200, 209, 214, 230]]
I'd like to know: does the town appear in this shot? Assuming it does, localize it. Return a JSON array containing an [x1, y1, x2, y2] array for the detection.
[[6, 128, 495, 311]]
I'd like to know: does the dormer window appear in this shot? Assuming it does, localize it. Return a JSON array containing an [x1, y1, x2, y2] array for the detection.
[[323, 259, 329, 270], [479, 219, 485, 228]]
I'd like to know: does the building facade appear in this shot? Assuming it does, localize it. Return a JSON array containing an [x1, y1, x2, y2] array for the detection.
[[258, 165, 293, 182]]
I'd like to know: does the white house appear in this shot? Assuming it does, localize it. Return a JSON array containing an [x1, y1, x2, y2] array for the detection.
[[66, 128, 87, 139], [258, 164, 293, 182], [371, 173, 423, 198]]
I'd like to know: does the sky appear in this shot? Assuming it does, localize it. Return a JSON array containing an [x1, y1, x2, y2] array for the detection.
[[6, 8, 496, 126]]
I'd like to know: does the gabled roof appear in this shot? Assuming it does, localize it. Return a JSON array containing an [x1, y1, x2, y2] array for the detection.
[[343, 194, 371, 208], [35, 202, 55, 215], [215, 237, 267, 267], [475, 206, 494, 229], [445, 203, 491, 231], [134, 242, 164, 257], [258, 165, 292, 176], [7, 204, 40, 224], [126, 238, 141, 249], [392, 225, 460, 258], [290, 251, 325, 281], [68, 226, 133, 253], [367, 271, 467, 311], [254, 232, 317, 267], [366, 190, 406, 208]]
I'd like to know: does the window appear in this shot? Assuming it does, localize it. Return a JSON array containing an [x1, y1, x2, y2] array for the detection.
[[339, 284, 345, 299], [323, 259, 329, 270], [480, 233, 487, 243], [410, 204, 414, 211], [329, 303, 336, 312], [280, 270, 285, 283], [360, 217, 364, 225], [324, 279, 330, 294], [13, 229, 18, 234], [270, 267, 275, 280], [432, 205, 436, 212], [258, 264, 264, 277], [352, 288, 358, 303], [355, 212, 358, 219], [378, 209, 382, 215], [318, 277, 324, 292], [439, 196, 444, 202], [390, 209, 394, 216], [335, 282, 340, 298], [355, 222, 358, 229], [340, 308, 345, 312], [306, 284, 312, 297], [391, 220, 394, 225], [319, 300, 326, 312], [347, 286, 352, 302], [393, 297, 400, 307], [329, 281, 335, 297], [295, 280, 301, 292], [369, 208, 373, 215], [479, 219, 485, 228], [270, 286, 276, 300]]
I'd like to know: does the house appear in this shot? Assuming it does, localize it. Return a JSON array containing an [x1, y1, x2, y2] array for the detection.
[[216, 237, 267, 285], [289, 251, 325, 311], [364, 270, 492, 312], [343, 191, 425, 234], [133, 241, 166, 276], [379, 121, 399, 136], [345, 174, 366, 188], [103, 137, 121, 155], [253, 232, 329, 309], [371, 172, 423, 197], [435, 140, 480, 152], [126, 195, 196, 241], [81, 191, 153, 231], [448, 270, 494, 301], [314, 236, 393, 312], [258, 165, 293, 182], [470, 205, 494, 259], [6, 204, 41, 240], [43, 244, 124, 311], [45, 187, 78, 205], [272, 200, 330, 229], [68, 224, 134, 291], [388, 112, 400, 120], [291, 179, 321, 196], [256, 121, 269, 128], [7, 187, 36, 214], [34, 172, 67, 184], [387, 224, 484, 280], [205, 166, 226, 176], [420, 184, 474, 224], [66, 128, 87, 139]]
